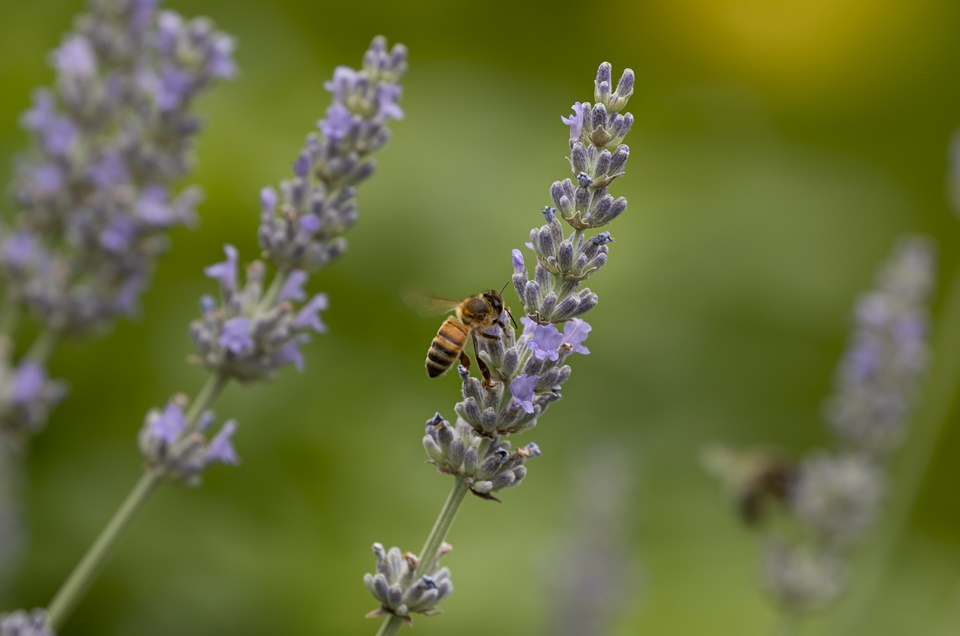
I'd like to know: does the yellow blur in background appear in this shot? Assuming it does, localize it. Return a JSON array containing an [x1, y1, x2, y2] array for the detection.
[[1, 0, 960, 635]]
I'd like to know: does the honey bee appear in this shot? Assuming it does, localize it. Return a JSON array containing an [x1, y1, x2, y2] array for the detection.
[[410, 287, 511, 385]]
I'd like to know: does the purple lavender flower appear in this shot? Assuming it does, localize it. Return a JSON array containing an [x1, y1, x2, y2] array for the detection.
[[138, 398, 239, 485], [0, 609, 53, 636], [2, 0, 234, 336], [0, 359, 66, 440], [825, 237, 935, 454], [259, 36, 407, 274], [219, 317, 255, 355], [562, 319, 592, 354], [510, 374, 539, 414], [147, 401, 187, 444], [364, 542, 454, 621], [192, 37, 406, 383], [530, 324, 564, 361]]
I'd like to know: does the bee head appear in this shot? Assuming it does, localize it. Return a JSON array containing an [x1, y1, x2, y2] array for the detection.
[[483, 290, 504, 315]]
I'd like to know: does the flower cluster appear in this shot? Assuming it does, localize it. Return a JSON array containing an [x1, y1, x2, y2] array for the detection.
[[0, 344, 66, 444], [137, 396, 238, 485], [192, 36, 406, 382], [370, 62, 634, 624], [258, 36, 407, 274], [423, 414, 541, 500], [363, 543, 454, 623], [711, 237, 936, 613], [0, 0, 234, 445], [0, 609, 52, 636], [1, 0, 234, 337]]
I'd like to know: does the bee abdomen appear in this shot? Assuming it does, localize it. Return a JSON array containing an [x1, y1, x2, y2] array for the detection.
[[426, 318, 468, 378]]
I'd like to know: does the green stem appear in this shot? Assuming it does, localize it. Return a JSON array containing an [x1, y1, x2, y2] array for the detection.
[[44, 373, 229, 630], [45, 471, 159, 629], [184, 373, 230, 432], [832, 260, 960, 633], [255, 270, 287, 316], [375, 478, 471, 636]]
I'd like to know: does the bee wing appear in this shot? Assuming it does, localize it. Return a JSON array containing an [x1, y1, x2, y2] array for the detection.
[[403, 292, 461, 316]]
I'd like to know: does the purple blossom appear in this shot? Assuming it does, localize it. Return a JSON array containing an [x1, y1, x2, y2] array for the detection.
[[100, 216, 137, 252], [31, 162, 64, 197], [88, 152, 129, 187], [157, 68, 193, 111], [296, 294, 329, 332], [135, 185, 173, 225], [204, 244, 239, 293], [512, 249, 525, 276], [206, 35, 237, 79], [562, 318, 591, 354], [299, 214, 322, 237], [320, 103, 353, 140], [3, 233, 36, 268], [323, 66, 360, 101], [520, 316, 537, 337], [10, 362, 47, 404], [53, 35, 97, 78], [510, 374, 539, 414], [375, 83, 404, 122], [260, 187, 277, 215], [279, 270, 308, 302], [206, 420, 239, 464], [275, 334, 310, 371], [530, 323, 564, 361], [219, 317, 254, 354], [149, 401, 187, 444], [561, 102, 585, 141], [293, 153, 310, 177]]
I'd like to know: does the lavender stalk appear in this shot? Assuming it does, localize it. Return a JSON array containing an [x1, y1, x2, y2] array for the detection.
[[708, 236, 936, 632], [0, 0, 235, 444], [3, 35, 407, 633], [365, 61, 634, 633]]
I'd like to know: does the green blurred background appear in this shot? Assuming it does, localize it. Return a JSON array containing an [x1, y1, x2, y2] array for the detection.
[[2, 0, 960, 634]]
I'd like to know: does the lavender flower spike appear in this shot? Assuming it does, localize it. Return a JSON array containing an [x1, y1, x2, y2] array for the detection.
[[825, 236, 935, 455], [376, 61, 633, 632], [1, 0, 234, 337], [194, 37, 407, 383]]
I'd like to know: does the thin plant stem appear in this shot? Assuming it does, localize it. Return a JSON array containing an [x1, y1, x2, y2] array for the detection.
[[44, 373, 229, 629], [255, 270, 286, 316], [45, 471, 158, 629], [833, 261, 960, 634], [375, 477, 471, 636]]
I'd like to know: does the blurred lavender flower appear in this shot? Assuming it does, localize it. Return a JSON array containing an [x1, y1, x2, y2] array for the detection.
[[0, 0, 233, 447], [194, 36, 406, 382], [2, 0, 234, 337], [541, 446, 641, 636], [710, 236, 936, 619], [363, 542, 454, 623], [825, 236, 935, 455], [0, 352, 66, 445], [137, 396, 238, 485], [0, 609, 52, 636]]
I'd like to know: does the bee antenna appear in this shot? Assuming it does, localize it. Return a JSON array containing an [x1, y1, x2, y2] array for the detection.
[[499, 279, 510, 295]]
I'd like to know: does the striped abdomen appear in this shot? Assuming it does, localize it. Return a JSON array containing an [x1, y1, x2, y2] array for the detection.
[[426, 317, 468, 378]]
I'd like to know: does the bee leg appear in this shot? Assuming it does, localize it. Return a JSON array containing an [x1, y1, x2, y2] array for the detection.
[[471, 332, 499, 391], [476, 330, 501, 341], [458, 350, 471, 372]]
